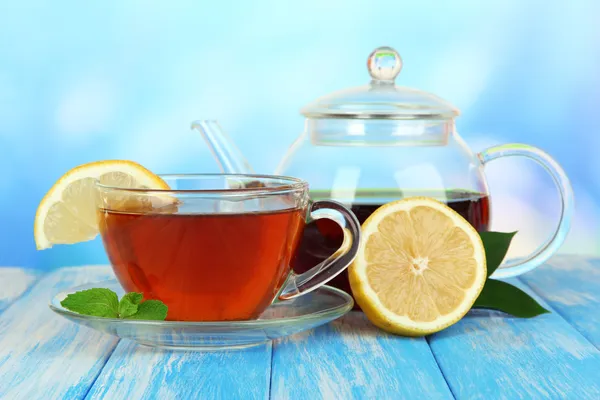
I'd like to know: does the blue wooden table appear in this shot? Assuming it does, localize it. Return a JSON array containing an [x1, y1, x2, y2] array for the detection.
[[0, 255, 599, 399]]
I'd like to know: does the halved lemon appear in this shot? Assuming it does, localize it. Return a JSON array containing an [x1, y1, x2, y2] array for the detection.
[[34, 160, 170, 250], [348, 197, 486, 336]]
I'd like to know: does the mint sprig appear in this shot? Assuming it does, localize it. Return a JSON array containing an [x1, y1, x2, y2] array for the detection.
[[60, 289, 168, 320], [473, 231, 549, 318]]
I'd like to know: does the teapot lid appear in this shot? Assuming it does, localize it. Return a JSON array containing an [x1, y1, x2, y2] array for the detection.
[[301, 47, 459, 120]]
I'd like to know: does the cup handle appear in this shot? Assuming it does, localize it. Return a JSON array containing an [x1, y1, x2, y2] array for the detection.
[[478, 144, 574, 278], [278, 200, 361, 300]]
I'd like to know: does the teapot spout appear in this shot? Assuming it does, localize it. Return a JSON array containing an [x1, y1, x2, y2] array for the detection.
[[191, 120, 254, 174]]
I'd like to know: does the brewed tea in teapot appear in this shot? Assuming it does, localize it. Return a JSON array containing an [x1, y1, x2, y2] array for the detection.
[[291, 189, 490, 302]]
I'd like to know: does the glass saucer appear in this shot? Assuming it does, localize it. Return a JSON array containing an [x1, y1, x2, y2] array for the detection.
[[49, 280, 353, 351]]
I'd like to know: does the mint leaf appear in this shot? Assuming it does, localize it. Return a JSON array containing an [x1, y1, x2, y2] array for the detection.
[[125, 300, 168, 321], [480, 231, 517, 277], [473, 279, 549, 318], [118, 292, 143, 318], [61, 288, 119, 318]]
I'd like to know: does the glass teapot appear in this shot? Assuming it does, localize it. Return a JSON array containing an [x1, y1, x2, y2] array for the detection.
[[192, 46, 573, 296]]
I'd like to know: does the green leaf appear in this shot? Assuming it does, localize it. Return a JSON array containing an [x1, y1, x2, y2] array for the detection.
[[480, 231, 517, 277], [124, 300, 168, 321], [60, 288, 119, 318], [118, 292, 143, 318], [473, 279, 549, 318]]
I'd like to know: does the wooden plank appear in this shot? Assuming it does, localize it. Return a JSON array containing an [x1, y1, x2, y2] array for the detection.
[[270, 312, 453, 400], [429, 278, 600, 399], [0, 265, 120, 399], [0, 267, 41, 313], [86, 340, 272, 399], [520, 255, 600, 349]]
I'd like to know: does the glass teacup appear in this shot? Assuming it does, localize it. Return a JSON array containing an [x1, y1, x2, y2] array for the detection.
[[95, 174, 360, 322]]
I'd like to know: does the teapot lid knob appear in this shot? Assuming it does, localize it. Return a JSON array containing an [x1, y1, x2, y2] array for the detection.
[[367, 46, 402, 82]]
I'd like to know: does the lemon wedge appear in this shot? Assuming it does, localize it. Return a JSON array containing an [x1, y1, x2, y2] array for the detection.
[[348, 197, 486, 336], [34, 160, 170, 250]]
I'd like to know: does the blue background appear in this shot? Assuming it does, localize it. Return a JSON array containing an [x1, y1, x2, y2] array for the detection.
[[1, 1, 598, 270]]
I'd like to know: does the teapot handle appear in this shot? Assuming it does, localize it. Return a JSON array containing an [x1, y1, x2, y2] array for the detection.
[[478, 144, 574, 278]]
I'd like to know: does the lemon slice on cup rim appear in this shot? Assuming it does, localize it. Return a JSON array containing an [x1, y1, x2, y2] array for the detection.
[[348, 197, 487, 336], [34, 160, 170, 250]]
